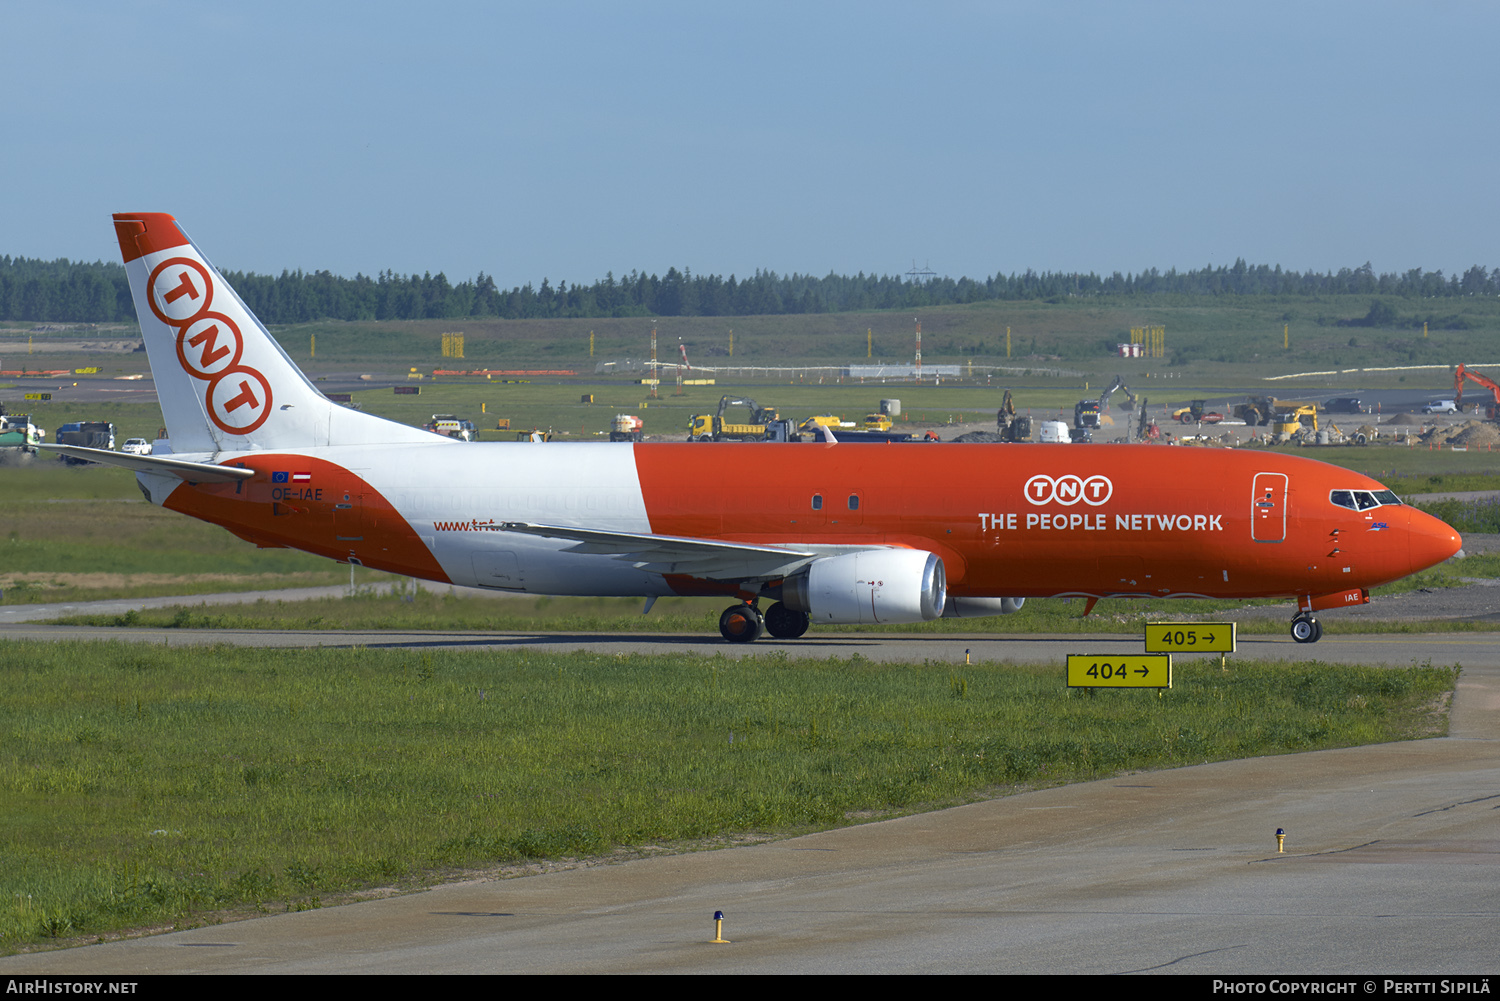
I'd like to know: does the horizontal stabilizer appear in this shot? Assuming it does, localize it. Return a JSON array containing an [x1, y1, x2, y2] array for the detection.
[[38, 444, 255, 483]]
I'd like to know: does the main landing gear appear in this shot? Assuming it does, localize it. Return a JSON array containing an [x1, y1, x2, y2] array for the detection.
[[1290, 611, 1322, 644], [719, 603, 761, 643], [718, 601, 810, 643]]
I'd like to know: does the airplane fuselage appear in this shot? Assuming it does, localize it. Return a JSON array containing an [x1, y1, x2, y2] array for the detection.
[[145, 440, 1456, 606]]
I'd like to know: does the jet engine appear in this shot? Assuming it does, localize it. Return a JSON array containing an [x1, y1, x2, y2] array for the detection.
[[782, 549, 945, 624], [942, 597, 1026, 618]]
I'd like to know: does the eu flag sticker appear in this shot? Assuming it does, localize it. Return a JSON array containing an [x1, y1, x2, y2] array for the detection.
[[271, 471, 289, 483]]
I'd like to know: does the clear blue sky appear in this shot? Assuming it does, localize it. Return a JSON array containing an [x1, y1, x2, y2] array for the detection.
[[3, 1, 1495, 288]]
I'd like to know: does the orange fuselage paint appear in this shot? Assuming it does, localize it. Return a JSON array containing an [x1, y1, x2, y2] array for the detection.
[[161, 454, 450, 582], [631, 442, 1456, 601]]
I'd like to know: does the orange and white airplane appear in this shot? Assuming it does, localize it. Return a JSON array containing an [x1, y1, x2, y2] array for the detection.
[[45, 213, 1463, 644]]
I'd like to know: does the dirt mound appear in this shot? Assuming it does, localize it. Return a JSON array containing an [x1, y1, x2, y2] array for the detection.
[[1384, 413, 1427, 425], [1449, 422, 1500, 448], [1417, 419, 1500, 448], [951, 431, 1007, 443]]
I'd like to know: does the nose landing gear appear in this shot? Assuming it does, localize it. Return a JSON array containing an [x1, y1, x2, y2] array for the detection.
[[1290, 612, 1322, 644]]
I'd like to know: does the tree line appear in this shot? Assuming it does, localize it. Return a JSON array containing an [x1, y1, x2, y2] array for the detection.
[[2, 254, 1496, 325]]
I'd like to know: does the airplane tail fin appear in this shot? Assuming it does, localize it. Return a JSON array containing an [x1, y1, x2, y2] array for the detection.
[[112, 213, 439, 453]]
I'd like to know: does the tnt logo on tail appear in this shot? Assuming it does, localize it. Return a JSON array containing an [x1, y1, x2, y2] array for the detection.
[[148, 257, 272, 435]]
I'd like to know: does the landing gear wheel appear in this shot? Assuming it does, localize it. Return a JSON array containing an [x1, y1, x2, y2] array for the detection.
[[764, 602, 810, 639], [1291, 614, 1322, 644], [719, 604, 763, 643]]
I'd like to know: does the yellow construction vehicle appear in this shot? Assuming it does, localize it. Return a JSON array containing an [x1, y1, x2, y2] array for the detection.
[[800, 414, 842, 431], [688, 396, 779, 441], [1236, 396, 1316, 426], [863, 413, 893, 432], [1271, 405, 1318, 441]]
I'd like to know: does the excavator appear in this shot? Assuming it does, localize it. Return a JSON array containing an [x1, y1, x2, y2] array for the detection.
[[1072, 375, 1139, 439], [687, 396, 779, 441], [1455, 363, 1500, 420], [997, 389, 1033, 442], [1098, 374, 1138, 413], [1136, 396, 1159, 442]]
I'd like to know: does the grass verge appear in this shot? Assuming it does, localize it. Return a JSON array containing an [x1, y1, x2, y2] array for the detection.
[[0, 641, 1457, 952], [45, 550, 1500, 635]]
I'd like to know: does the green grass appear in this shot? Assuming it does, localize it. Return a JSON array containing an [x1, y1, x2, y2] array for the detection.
[[14, 290, 1500, 377], [1408, 498, 1500, 534], [0, 641, 1457, 951], [0, 464, 140, 502], [1391, 473, 1500, 494]]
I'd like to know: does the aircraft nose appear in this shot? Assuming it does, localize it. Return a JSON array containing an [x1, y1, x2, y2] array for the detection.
[[1407, 506, 1462, 573]]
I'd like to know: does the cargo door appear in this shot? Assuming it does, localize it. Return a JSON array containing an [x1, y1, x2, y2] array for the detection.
[[1251, 472, 1288, 543], [334, 491, 365, 544]]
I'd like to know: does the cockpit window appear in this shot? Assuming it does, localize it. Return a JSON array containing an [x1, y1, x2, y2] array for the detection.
[[1330, 489, 1400, 511]]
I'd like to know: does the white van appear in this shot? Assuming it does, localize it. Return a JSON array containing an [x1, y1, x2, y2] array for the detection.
[[1039, 420, 1072, 443]]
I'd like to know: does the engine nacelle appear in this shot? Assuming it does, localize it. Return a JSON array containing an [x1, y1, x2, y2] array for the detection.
[[783, 549, 945, 624], [942, 597, 1026, 618]]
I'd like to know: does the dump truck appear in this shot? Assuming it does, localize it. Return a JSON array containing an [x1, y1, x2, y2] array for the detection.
[[1073, 399, 1102, 430], [55, 421, 116, 463], [688, 396, 779, 441]]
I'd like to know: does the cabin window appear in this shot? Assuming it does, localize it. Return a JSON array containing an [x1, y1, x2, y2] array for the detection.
[[1330, 490, 1356, 510], [1373, 490, 1401, 506], [848, 494, 860, 511], [1355, 491, 1379, 510], [811, 494, 823, 510]]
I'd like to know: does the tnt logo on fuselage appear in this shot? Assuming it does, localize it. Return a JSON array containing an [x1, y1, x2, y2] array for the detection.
[[148, 257, 272, 436], [1024, 474, 1113, 507]]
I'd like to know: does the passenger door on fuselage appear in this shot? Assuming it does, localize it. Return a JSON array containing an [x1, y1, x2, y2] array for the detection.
[[1251, 472, 1288, 543]]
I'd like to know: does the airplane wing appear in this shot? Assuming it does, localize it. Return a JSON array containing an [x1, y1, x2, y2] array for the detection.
[[38, 444, 256, 483], [493, 521, 833, 580]]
